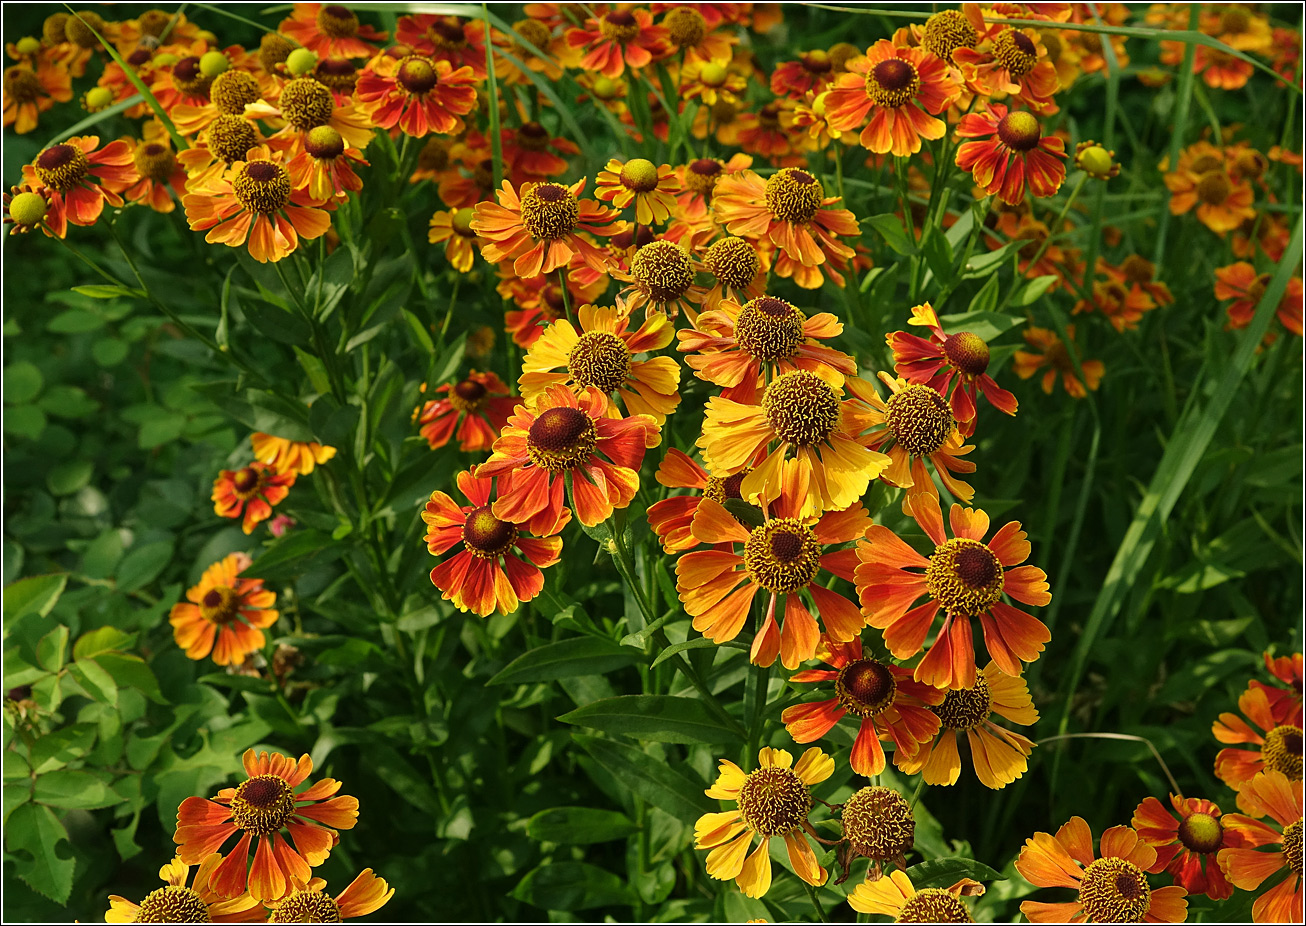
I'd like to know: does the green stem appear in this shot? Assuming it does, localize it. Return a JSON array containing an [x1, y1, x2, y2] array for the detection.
[[992, 171, 1088, 316], [803, 882, 828, 923], [908, 776, 928, 809]]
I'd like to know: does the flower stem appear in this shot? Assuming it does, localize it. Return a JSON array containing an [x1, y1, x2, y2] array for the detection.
[[803, 881, 828, 923], [992, 170, 1087, 317]]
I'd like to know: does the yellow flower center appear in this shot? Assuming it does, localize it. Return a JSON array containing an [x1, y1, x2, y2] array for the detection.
[[664, 6, 706, 47], [462, 506, 519, 558], [865, 56, 920, 108], [3, 66, 40, 103], [711, 98, 739, 123], [993, 29, 1039, 79], [230, 774, 296, 836], [271, 889, 341, 923], [591, 75, 620, 100], [835, 658, 897, 718], [1284, 820, 1303, 879], [1077, 144, 1115, 178], [451, 207, 477, 237], [886, 384, 954, 455], [526, 406, 597, 472], [933, 675, 992, 731], [34, 144, 90, 193], [699, 62, 728, 87], [942, 331, 991, 377], [899, 888, 974, 923], [567, 330, 632, 394], [802, 49, 832, 74], [396, 55, 438, 95], [233, 160, 292, 214], [841, 786, 915, 860], [1189, 153, 1223, 174], [922, 9, 977, 62], [8, 191, 48, 227], [1077, 857, 1151, 923], [207, 115, 259, 165], [305, 125, 345, 160], [316, 4, 359, 39], [199, 586, 241, 625], [279, 77, 334, 130], [743, 518, 821, 594], [259, 32, 297, 73], [136, 885, 211, 923], [286, 48, 320, 78], [513, 18, 551, 51], [734, 296, 806, 362], [1262, 725, 1304, 780], [629, 240, 694, 302], [200, 51, 231, 79], [828, 42, 860, 72], [1196, 170, 1232, 205], [704, 237, 759, 289], [599, 10, 641, 44], [210, 69, 261, 116], [134, 142, 177, 183], [448, 377, 487, 411], [520, 182, 580, 241], [684, 158, 725, 197], [172, 56, 215, 98], [1176, 812, 1223, 854], [764, 168, 823, 224], [64, 10, 106, 49], [737, 766, 812, 837], [704, 470, 749, 504], [619, 157, 660, 193], [762, 370, 841, 447], [927, 538, 1004, 614], [997, 110, 1041, 153], [84, 86, 115, 112]]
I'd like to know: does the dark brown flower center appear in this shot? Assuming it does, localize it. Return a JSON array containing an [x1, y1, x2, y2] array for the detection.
[[600, 11, 640, 43], [743, 518, 821, 594], [199, 586, 241, 625], [317, 4, 359, 39], [34, 143, 90, 192], [1078, 857, 1151, 922], [526, 406, 597, 471], [230, 774, 296, 836], [928, 538, 1004, 613], [270, 889, 342, 923], [737, 765, 811, 837], [462, 506, 518, 557], [1196, 171, 1232, 205], [134, 142, 177, 183], [396, 55, 438, 94], [841, 786, 915, 860], [835, 658, 897, 717], [172, 56, 213, 97], [734, 296, 805, 361], [233, 161, 291, 214], [1263, 725, 1304, 780]]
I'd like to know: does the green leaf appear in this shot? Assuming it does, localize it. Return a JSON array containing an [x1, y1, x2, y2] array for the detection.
[[47, 309, 106, 333], [198, 673, 275, 694], [964, 275, 1001, 316], [115, 540, 175, 593], [241, 530, 347, 581], [559, 695, 742, 745], [574, 736, 712, 822], [722, 498, 765, 528], [33, 769, 125, 810], [1012, 274, 1059, 307], [921, 232, 955, 284], [45, 461, 92, 497], [905, 858, 1005, 890], [489, 638, 642, 685], [866, 213, 918, 257], [35, 625, 70, 673], [4, 574, 68, 620], [5, 803, 75, 903], [366, 744, 443, 815], [525, 806, 640, 844], [293, 346, 332, 397], [4, 361, 43, 404], [70, 284, 142, 300], [72, 626, 134, 661], [511, 861, 637, 911], [67, 659, 118, 706], [241, 299, 312, 346], [4, 405, 47, 440], [97, 653, 165, 704], [937, 309, 1025, 343], [650, 637, 718, 668]]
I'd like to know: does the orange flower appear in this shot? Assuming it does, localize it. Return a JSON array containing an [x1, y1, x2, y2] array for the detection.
[[954, 26, 1060, 113], [907, 6, 987, 65], [1016, 817, 1188, 923], [613, 239, 709, 319], [428, 207, 483, 272], [781, 635, 943, 776], [566, 7, 672, 79], [251, 433, 337, 476], [212, 461, 296, 534], [285, 127, 368, 203], [675, 460, 869, 668], [678, 294, 856, 405], [1099, 255, 1174, 307], [847, 868, 985, 921], [415, 371, 516, 452], [855, 493, 1051, 690], [122, 134, 188, 214], [355, 54, 478, 138], [846, 372, 977, 515], [487, 19, 567, 85], [1164, 145, 1257, 234], [695, 747, 833, 899], [993, 210, 1085, 292], [595, 158, 680, 226], [1012, 324, 1105, 398], [646, 449, 759, 554], [1132, 794, 1243, 901], [1214, 262, 1304, 337], [238, 74, 375, 152], [698, 369, 890, 518], [21, 135, 133, 239], [498, 268, 606, 348], [279, 4, 389, 59], [169, 553, 278, 668], [955, 104, 1066, 205], [476, 385, 658, 533], [174, 750, 358, 903], [264, 870, 394, 922], [680, 55, 748, 106], [422, 469, 566, 617], [1217, 770, 1304, 924], [183, 145, 331, 264], [396, 14, 489, 79], [661, 5, 736, 65], [500, 122, 580, 184], [770, 49, 838, 99], [824, 40, 961, 156], [106, 855, 262, 924], [1212, 683, 1304, 792], [169, 66, 273, 139], [176, 115, 266, 192], [712, 167, 858, 289], [1073, 276, 1158, 333], [1260, 651, 1305, 719], [696, 235, 768, 310], [521, 303, 681, 423], [887, 302, 1018, 437], [471, 178, 621, 279], [3, 60, 72, 134]]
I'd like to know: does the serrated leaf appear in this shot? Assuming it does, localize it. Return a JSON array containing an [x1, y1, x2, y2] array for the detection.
[[33, 769, 124, 810], [6, 803, 75, 903], [574, 735, 712, 822], [490, 638, 642, 685], [560, 695, 742, 745], [525, 806, 640, 844], [4, 574, 67, 620]]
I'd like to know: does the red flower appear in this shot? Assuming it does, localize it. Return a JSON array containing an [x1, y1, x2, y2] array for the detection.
[[212, 462, 296, 534], [396, 14, 489, 79], [566, 7, 672, 79], [355, 54, 478, 138], [954, 26, 1060, 113], [21, 135, 133, 238], [279, 4, 388, 59], [1212, 683, 1304, 792], [1218, 770, 1305, 924], [1132, 794, 1244, 901], [1214, 261, 1304, 337], [955, 104, 1066, 205], [415, 371, 516, 452]]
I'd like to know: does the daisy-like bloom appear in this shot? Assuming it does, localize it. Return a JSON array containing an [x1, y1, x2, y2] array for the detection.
[[697, 235, 767, 309], [148, 47, 221, 112], [123, 134, 188, 214], [1212, 682, 1304, 791], [994, 210, 1085, 293], [712, 167, 858, 289], [279, 4, 388, 59], [646, 450, 757, 554], [1218, 770, 1304, 924], [675, 461, 869, 668], [286, 126, 369, 203], [1260, 651, 1305, 718], [895, 661, 1037, 788], [1164, 155, 1257, 235], [824, 40, 962, 157], [477, 385, 658, 533], [1074, 275, 1159, 333], [354, 54, 478, 137], [3, 61, 72, 133], [1101, 255, 1173, 307], [1017, 817, 1189, 924], [1012, 324, 1104, 398], [909, 6, 986, 64], [174, 750, 359, 903], [838, 785, 917, 879], [499, 267, 607, 348], [846, 372, 977, 515], [177, 114, 265, 191], [428, 207, 483, 272], [661, 5, 735, 64], [955, 26, 1060, 113], [251, 433, 337, 476], [695, 746, 833, 899], [1132, 794, 1243, 901], [955, 104, 1066, 206], [520, 303, 681, 423], [414, 371, 516, 452], [1214, 262, 1304, 337], [566, 7, 672, 79], [771, 49, 837, 99], [781, 635, 943, 777], [888, 302, 1018, 437], [472, 179, 621, 279], [212, 461, 296, 534], [680, 57, 747, 106], [422, 469, 566, 617], [20, 136, 133, 239], [595, 158, 680, 226], [614, 239, 710, 319], [856, 494, 1051, 690], [3, 185, 52, 236], [169, 552, 279, 667], [169, 67, 268, 138], [699, 369, 890, 518], [265, 870, 394, 923], [488, 19, 566, 85], [106, 854, 263, 924], [500, 122, 580, 184], [678, 294, 856, 404], [1200, 4, 1273, 53], [184, 144, 331, 264], [243, 76, 375, 155], [848, 868, 984, 921], [396, 14, 488, 79]]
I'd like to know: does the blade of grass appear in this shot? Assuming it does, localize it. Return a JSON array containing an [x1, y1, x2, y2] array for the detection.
[[48, 95, 143, 145], [1152, 4, 1200, 267], [482, 3, 503, 191], [191, 2, 276, 33]]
